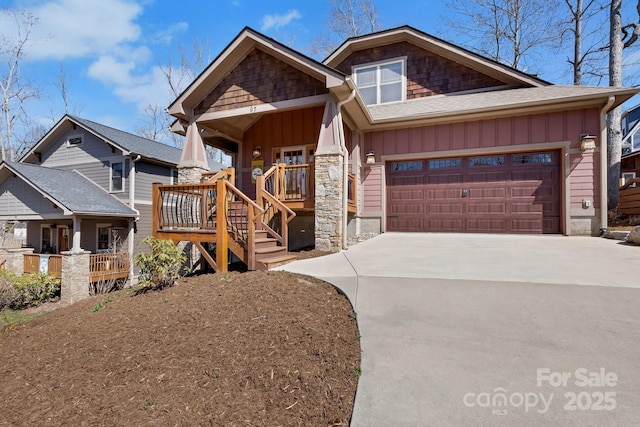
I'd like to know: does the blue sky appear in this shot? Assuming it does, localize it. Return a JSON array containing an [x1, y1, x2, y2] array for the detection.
[[1, 0, 636, 145], [0, 0, 449, 141]]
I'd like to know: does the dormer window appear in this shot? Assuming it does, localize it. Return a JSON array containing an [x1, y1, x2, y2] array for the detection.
[[353, 58, 406, 105], [67, 135, 83, 147]]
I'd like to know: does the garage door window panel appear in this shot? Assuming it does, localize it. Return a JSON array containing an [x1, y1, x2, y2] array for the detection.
[[469, 156, 505, 167]]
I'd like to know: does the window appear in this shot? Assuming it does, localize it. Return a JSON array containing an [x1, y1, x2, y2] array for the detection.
[[469, 156, 505, 167], [66, 135, 83, 147], [41, 226, 52, 253], [512, 153, 553, 165], [354, 59, 405, 105], [622, 172, 636, 188], [171, 169, 179, 184], [429, 159, 462, 169], [111, 162, 124, 192], [392, 161, 423, 171]]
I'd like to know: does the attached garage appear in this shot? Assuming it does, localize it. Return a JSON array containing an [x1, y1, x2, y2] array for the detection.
[[386, 151, 561, 234]]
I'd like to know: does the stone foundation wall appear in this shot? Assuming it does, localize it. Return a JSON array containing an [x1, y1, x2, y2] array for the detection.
[[314, 152, 344, 252], [61, 251, 90, 304]]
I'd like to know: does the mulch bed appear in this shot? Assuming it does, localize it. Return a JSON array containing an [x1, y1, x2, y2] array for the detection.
[[0, 271, 360, 426]]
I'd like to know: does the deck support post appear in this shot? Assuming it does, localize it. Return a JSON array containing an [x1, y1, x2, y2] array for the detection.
[[216, 179, 229, 272]]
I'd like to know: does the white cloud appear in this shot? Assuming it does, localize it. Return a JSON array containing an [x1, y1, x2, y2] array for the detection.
[[260, 9, 301, 32], [87, 56, 136, 86], [153, 21, 189, 45], [20, 0, 143, 60]]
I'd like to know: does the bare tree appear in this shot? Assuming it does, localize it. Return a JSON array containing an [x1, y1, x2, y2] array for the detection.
[[0, 10, 39, 161], [606, 0, 640, 210], [443, 0, 562, 71], [137, 38, 211, 148], [561, 0, 609, 85], [310, 0, 383, 58]]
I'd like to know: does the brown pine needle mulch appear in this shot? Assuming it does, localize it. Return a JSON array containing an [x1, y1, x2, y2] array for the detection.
[[0, 271, 361, 426]]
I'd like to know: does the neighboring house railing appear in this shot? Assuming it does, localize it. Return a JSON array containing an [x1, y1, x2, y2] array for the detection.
[[89, 253, 130, 283], [24, 254, 63, 277], [619, 178, 640, 215]]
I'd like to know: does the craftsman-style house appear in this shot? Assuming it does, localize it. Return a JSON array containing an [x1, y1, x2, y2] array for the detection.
[[0, 115, 221, 292], [151, 26, 638, 272]]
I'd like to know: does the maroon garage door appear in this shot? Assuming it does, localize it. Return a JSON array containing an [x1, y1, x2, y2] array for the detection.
[[386, 151, 561, 233]]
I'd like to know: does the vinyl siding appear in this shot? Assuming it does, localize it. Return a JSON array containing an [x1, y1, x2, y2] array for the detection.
[[134, 161, 173, 201], [0, 176, 62, 217]]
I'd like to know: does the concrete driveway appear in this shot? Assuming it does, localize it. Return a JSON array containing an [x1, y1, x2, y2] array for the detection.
[[276, 233, 640, 426]]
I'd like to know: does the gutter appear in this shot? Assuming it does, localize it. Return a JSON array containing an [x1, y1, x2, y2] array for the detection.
[[336, 89, 357, 250], [600, 96, 616, 234]]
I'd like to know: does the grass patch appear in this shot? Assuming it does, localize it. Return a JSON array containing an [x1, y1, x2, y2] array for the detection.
[[0, 309, 49, 330]]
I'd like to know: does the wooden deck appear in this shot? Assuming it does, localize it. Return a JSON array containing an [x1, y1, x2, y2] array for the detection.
[[23, 253, 130, 283], [619, 178, 640, 215]]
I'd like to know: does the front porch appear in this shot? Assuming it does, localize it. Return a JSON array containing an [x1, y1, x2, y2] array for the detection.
[[151, 164, 357, 273]]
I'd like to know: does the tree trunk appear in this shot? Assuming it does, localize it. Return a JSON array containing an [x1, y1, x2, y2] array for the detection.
[[608, 0, 623, 210]]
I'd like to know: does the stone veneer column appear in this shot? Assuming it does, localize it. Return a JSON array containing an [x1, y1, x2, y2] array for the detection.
[[314, 152, 345, 252], [0, 247, 34, 274], [61, 250, 90, 304], [178, 166, 209, 184]]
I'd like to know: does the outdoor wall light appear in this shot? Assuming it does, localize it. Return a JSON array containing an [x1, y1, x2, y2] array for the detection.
[[252, 146, 262, 158], [366, 150, 376, 164], [580, 134, 596, 152]]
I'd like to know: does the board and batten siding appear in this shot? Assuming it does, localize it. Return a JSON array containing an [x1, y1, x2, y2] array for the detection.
[[0, 177, 61, 217], [363, 109, 602, 211], [362, 165, 383, 213]]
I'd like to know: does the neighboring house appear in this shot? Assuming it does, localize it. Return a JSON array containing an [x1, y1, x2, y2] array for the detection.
[[153, 26, 638, 264], [0, 115, 222, 275], [622, 104, 640, 155], [621, 150, 640, 185]]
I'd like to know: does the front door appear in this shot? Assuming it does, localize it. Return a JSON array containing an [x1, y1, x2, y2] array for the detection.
[[58, 227, 70, 252]]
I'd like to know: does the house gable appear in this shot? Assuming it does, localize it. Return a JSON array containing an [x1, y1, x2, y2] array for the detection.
[[0, 174, 62, 218], [334, 41, 507, 98], [195, 48, 329, 115]]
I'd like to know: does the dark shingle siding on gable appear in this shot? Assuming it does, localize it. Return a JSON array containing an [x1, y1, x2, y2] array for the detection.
[[195, 48, 329, 115], [334, 41, 506, 98]]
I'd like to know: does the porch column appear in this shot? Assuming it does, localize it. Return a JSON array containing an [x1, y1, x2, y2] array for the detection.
[[61, 250, 90, 304], [314, 100, 345, 252], [71, 216, 83, 253], [178, 122, 210, 184]]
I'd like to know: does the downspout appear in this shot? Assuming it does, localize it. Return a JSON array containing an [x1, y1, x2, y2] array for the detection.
[[336, 89, 357, 250], [128, 154, 141, 286], [600, 96, 615, 235]]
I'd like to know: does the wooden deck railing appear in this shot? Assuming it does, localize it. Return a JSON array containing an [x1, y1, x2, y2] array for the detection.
[[0, 259, 6, 270], [89, 253, 130, 283], [24, 254, 62, 277], [153, 179, 266, 272], [256, 165, 297, 248], [619, 178, 640, 215], [201, 167, 236, 185]]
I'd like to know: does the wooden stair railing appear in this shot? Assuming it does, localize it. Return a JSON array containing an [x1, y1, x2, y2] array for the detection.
[[200, 167, 236, 185], [256, 165, 297, 242], [152, 169, 296, 272]]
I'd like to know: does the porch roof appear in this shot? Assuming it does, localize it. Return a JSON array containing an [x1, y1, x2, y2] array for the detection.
[[1, 162, 137, 217]]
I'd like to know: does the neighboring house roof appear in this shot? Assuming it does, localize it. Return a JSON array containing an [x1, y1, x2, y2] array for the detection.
[[324, 25, 550, 88], [363, 85, 639, 125], [21, 115, 224, 171], [2, 161, 137, 217], [69, 116, 184, 165]]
